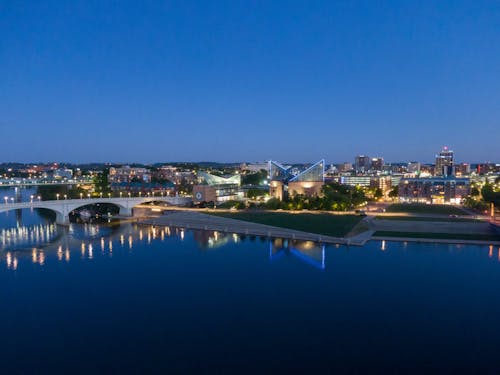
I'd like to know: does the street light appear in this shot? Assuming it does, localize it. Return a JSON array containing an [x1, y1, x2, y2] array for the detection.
[[30, 195, 34, 203], [38, 196, 41, 201], [4, 196, 7, 204], [120, 192, 123, 198], [80, 193, 83, 199], [100, 192, 103, 198], [128, 192, 131, 198], [64, 194, 67, 200], [87, 194, 91, 199], [56, 193, 60, 200], [108, 192, 111, 198]]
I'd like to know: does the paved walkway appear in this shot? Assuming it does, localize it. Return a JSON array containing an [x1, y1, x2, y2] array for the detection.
[[139, 211, 357, 245], [138, 210, 500, 247]]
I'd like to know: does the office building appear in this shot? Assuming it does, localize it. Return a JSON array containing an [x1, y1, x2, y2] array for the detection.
[[355, 155, 371, 173], [398, 176, 470, 204], [435, 146, 454, 176]]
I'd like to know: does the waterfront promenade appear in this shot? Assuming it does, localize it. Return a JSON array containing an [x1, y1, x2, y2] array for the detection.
[[140, 211, 358, 245], [139, 209, 500, 246]]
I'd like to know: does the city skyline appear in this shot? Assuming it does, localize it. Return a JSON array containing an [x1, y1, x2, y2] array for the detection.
[[2, 1, 500, 163]]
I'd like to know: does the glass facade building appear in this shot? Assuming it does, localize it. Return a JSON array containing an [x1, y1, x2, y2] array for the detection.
[[289, 160, 325, 183], [269, 160, 325, 199]]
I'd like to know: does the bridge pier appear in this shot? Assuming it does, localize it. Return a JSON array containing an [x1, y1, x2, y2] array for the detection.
[[119, 207, 133, 217], [56, 212, 70, 226]]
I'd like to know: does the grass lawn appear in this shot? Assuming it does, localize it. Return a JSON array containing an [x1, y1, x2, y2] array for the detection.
[[375, 216, 480, 223], [373, 231, 500, 242], [386, 203, 469, 216], [207, 211, 363, 237]]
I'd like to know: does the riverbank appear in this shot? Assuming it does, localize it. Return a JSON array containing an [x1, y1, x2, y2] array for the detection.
[[137, 208, 500, 246], [139, 211, 357, 245]]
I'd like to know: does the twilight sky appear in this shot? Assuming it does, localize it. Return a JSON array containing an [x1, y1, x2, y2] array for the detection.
[[1, 1, 499, 164]]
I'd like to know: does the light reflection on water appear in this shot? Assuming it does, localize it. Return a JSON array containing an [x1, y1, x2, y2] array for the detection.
[[1, 217, 500, 273], [1, 190, 499, 273], [0, 215, 341, 272], [3, 193, 500, 373]]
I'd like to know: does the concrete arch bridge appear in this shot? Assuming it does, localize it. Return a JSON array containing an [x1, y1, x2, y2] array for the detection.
[[0, 196, 191, 225]]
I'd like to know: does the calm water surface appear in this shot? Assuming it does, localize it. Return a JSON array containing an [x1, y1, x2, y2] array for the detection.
[[1, 188, 500, 374]]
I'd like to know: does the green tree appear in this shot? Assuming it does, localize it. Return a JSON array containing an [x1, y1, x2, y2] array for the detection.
[[93, 169, 111, 195], [247, 188, 267, 199], [388, 186, 399, 199], [481, 183, 500, 206], [265, 198, 283, 210], [241, 169, 268, 186]]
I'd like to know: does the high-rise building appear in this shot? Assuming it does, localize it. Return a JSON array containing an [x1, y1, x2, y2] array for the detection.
[[371, 157, 384, 172], [435, 146, 454, 176], [355, 155, 371, 173]]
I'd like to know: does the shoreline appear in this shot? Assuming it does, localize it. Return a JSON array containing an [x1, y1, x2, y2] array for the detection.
[[136, 210, 500, 247], [371, 236, 500, 246]]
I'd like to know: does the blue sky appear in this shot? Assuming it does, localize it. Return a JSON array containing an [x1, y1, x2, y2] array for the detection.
[[1, 1, 499, 164]]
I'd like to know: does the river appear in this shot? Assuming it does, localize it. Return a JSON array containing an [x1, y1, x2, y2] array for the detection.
[[1, 186, 500, 373]]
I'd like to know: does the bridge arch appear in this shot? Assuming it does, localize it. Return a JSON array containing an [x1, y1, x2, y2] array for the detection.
[[0, 196, 191, 225]]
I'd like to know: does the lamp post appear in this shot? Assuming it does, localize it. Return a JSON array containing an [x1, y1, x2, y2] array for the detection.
[[108, 192, 111, 198], [80, 193, 83, 200], [4, 196, 7, 204], [120, 192, 123, 198], [56, 194, 60, 200], [128, 192, 131, 198], [64, 194, 67, 200], [100, 192, 103, 198], [38, 196, 41, 201], [30, 195, 34, 203]]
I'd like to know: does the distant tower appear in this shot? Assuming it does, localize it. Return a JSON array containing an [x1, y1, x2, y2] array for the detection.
[[355, 155, 371, 174], [435, 146, 454, 176], [371, 157, 384, 172]]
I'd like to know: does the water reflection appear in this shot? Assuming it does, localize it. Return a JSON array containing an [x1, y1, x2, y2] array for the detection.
[[270, 238, 326, 270], [1, 216, 500, 272], [1, 223, 60, 250]]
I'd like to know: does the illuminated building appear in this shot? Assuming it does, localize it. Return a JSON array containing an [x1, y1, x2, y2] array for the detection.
[[371, 157, 384, 172], [456, 163, 471, 176], [435, 146, 454, 176], [109, 166, 151, 183], [269, 160, 325, 200], [407, 162, 421, 174], [338, 162, 353, 172], [339, 175, 392, 193], [52, 168, 73, 179], [355, 155, 371, 173], [398, 176, 470, 204], [193, 172, 242, 203]]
